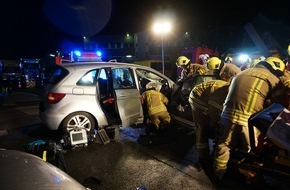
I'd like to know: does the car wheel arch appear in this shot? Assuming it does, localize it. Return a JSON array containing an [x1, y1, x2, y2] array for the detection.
[[60, 111, 98, 135]]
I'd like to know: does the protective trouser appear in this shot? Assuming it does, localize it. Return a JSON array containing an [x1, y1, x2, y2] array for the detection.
[[213, 118, 260, 179], [190, 104, 210, 160], [149, 111, 171, 130]]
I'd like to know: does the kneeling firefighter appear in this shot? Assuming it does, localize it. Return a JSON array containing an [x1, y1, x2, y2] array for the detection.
[[141, 82, 171, 135]]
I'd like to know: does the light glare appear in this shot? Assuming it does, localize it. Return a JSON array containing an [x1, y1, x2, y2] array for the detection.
[[153, 22, 171, 34]]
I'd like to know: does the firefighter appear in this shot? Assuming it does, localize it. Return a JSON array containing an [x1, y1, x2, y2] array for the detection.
[[188, 80, 230, 167], [141, 82, 171, 135], [224, 56, 233, 64], [176, 56, 209, 83], [199, 54, 210, 66], [212, 57, 286, 182], [207, 57, 241, 82], [272, 69, 290, 109], [188, 58, 241, 168], [207, 82, 230, 142]]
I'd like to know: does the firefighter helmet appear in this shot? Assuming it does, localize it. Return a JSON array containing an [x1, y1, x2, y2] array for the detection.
[[259, 56, 266, 61], [207, 57, 222, 70], [176, 56, 190, 67], [265, 57, 285, 73], [199, 54, 210, 60], [199, 54, 205, 60], [225, 56, 233, 63], [146, 82, 161, 91], [205, 54, 210, 59]]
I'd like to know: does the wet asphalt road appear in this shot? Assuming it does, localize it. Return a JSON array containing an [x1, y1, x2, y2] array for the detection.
[[0, 90, 254, 190]]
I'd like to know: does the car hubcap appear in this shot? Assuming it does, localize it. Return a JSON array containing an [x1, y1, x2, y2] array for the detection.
[[66, 115, 91, 132]]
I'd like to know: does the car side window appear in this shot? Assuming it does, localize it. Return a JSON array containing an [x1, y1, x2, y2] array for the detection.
[[112, 68, 135, 89], [77, 69, 98, 86]]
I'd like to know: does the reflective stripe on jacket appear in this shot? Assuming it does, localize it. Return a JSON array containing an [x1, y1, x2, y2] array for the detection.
[[222, 66, 281, 126], [189, 80, 229, 111]]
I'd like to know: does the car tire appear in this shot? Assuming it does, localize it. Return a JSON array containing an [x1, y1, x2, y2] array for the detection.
[[62, 112, 95, 134]]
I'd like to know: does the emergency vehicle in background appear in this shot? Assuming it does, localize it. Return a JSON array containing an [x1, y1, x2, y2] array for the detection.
[[0, 59, 23, 94], [181, 46, 219, 63], [19, 58, 42, 88], [55, 50, 102, 64]]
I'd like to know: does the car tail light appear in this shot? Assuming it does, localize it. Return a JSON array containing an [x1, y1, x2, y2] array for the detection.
[[48, 92, 66, 104]]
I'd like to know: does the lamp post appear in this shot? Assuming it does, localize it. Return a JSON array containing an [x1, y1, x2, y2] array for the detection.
[[153, 22, 171, 74], [83, 36, 88, 50]]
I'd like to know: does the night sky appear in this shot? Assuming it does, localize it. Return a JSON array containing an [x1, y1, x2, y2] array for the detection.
[[0, 0, 288, 59]]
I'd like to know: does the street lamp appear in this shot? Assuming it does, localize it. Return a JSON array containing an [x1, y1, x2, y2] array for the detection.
[[83, 36, 88, 50], [153, 22, 172, 74]]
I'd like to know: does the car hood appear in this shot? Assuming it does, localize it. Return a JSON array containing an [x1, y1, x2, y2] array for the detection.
[[0, 149, 87, 190]]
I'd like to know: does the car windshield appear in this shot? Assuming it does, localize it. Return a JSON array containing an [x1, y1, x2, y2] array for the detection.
[[136, 69, 164, 83]]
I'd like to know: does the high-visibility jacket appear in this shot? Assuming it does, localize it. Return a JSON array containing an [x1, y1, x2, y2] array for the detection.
[[207, 82, 230, 123], [181, 63, 209, 81], [189, 80, 229, 112], [141, 89, 169, 116], [213, 65, 283, 175], [222, 65, 282, 126], [273, 70, 290, 109], [188, 80, 229, 158], [219, 63, 241, 82]]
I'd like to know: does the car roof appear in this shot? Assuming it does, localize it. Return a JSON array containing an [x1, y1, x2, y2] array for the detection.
[[60, 61, 145, 70]]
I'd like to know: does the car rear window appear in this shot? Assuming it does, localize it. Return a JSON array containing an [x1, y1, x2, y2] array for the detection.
[[47, 66, 69, 85]]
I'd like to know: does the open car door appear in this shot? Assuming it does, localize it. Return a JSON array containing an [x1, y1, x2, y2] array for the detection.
[[112, 67, 142, 128]]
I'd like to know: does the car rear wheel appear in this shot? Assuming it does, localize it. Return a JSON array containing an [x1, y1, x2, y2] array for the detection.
[[62, 112, 95, 134]]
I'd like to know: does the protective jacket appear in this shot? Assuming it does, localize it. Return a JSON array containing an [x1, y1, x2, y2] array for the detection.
[[219, 63, 241, 82], [273, 70, 290, 109], [189, 80, 228, 112], [207, 81, 230, 130], [141, 89, 168, 116], [188, 80, 229, 159], [180, 63, 209, 81], [213, 64, 283, 179], [222, 65, 281, 126], [141, 89, 171, 129]]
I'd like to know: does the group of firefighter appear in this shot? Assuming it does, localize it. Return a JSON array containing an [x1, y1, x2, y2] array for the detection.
[[140, 49, 290, 186]]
